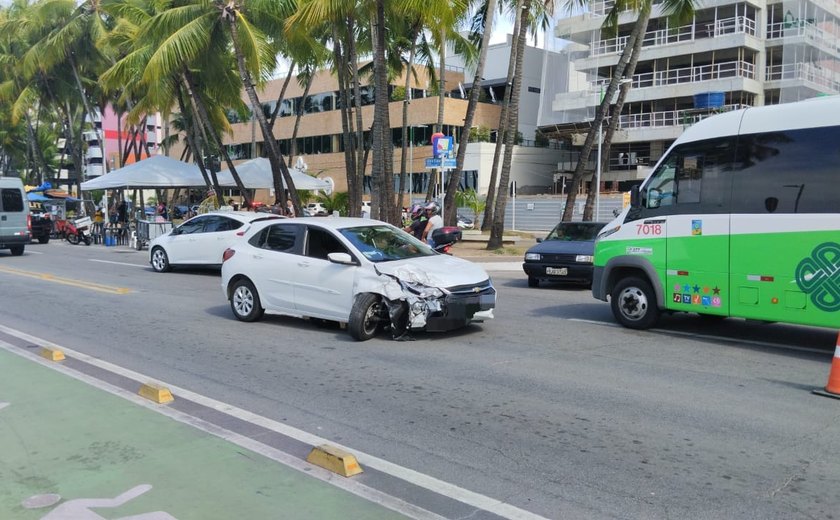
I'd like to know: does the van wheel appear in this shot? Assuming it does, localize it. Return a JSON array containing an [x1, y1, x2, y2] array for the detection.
[[348, 293, 385, 341], [9, 245, 24, 256], [611, 276, 659, 329], [38, 236, 49, 244]]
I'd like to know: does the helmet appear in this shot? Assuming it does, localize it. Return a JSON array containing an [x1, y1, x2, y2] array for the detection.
[[410, 204, 423, 217], [424, 201, 439, 215]]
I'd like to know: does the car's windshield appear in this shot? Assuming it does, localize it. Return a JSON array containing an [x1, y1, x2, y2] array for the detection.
[[545, 223, 603, 241], [340, 225, 436, 262]]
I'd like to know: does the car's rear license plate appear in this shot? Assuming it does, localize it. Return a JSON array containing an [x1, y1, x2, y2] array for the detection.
[[546, 267, 568, 275]]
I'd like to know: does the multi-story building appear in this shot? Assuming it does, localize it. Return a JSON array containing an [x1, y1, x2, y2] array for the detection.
[[545, 0, 840, 189], [210, 45, 579, 199]]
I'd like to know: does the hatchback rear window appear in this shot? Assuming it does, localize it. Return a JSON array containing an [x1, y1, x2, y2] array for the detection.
[[1, 188, 24, 212]]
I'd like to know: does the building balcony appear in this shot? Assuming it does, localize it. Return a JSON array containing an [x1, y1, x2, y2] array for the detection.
[[86, 147, 103, 160], [766, 20, 840, 57], [591, 16, 757, 57], [85, 164, 105, 178], [765, 62, 840, 92]]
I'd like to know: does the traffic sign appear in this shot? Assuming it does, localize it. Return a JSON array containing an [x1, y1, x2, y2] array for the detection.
[[424, 158, 457, 169]]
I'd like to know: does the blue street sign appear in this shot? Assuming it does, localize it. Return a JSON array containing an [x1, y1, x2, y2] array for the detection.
[[425, 158, 457, 169]]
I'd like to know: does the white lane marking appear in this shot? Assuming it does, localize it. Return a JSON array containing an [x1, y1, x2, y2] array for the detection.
[[0, 324, 548, 520], [0, 402, 8, 411], [0, 339, 444, 520], [27, 251, 44, 255], [89, 259, 148, 269], [568, 318, 829, 355]]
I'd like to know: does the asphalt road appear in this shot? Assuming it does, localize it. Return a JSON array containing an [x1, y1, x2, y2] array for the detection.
[[2, 241, 839, 519]]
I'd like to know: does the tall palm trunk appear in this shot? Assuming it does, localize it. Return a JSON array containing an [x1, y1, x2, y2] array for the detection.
[[425, 27, 448, 204], [562, 5, 650, 222], [333, 35, 358, 213], [397, 27, 420, 211], [582, 14, 647, 221], [67, 54, 105, 163], [268, 59, 296, 128], [488, 0, 530, 249], [371, 0, 396, 224], [444, 0, 497, 226], [226, 14, 299, 214], [482, 1, 524, 231], [176, 89, 211, 188], [289, 72, 314, 168], [347, 18, 366, 217], [180, 74, 223, 202]]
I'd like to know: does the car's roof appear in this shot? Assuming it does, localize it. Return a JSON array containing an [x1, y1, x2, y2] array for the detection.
[[249, 216, 387, 231], [198, 210, 283, 223]]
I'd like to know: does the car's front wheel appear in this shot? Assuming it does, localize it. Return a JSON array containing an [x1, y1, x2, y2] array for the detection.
[[230, 279, 264, 322], [610, 276, 660, 329], [150, 247, 171, 273], [527, 276, 539, 288], [348, 293, 385, 341]]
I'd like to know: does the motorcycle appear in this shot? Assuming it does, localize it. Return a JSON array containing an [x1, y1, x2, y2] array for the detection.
[[64, 216, 93, 246]]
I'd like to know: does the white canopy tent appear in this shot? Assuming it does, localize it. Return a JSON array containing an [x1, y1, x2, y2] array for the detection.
[[80, 156, 207, 190], [216, 158, 332, 191]]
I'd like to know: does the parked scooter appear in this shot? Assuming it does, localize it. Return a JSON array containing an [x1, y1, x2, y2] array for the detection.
[[65, 216, 92, 246]]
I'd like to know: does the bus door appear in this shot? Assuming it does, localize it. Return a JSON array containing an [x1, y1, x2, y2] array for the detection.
[[650, 139, 735, 316]]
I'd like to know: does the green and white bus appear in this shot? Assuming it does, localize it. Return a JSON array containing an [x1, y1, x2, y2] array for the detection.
[[592, 96, 840, 330]]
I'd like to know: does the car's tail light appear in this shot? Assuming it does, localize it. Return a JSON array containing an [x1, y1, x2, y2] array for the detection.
[[222, 248, 236, 262], [27, 214, 31, 231]]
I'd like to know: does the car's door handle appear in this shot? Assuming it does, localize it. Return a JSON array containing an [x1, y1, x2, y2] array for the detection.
[[297, 261, 310, 268], [252, 254, 263, 260]]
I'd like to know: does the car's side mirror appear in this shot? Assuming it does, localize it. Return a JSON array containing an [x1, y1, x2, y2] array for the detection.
[[327, 252, 356, 265]]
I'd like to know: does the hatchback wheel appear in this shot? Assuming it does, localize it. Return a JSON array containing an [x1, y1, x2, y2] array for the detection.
[[348, 293, 385, 341], [151, 247, 171, 273], [230, 279, 264, 322]]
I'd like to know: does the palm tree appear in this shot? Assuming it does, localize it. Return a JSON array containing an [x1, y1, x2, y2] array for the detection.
[[442, 0, 498, 227], [488, 0, 531, 249], [563, 0, 695, 222]]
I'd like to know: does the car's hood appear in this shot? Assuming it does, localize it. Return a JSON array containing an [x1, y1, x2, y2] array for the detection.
[[374, 254, 489, 288], [526, 240, 594, 256]]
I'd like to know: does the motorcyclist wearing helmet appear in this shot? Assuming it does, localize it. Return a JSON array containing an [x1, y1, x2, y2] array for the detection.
[[421, 201, 443, 247], [403, 204, 427, 239]]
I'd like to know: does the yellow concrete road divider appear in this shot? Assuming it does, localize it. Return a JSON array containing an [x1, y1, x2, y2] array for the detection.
[[138, 382, 174, 404], [306, 444, 363, 477], [39, 347, 65, 362]]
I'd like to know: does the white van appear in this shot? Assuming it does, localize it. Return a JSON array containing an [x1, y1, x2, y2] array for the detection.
[[0, 176, 30, 256]]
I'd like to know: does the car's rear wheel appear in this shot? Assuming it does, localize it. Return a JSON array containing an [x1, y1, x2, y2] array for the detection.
[[150, 247, 171, 272], [230, 279, 264, 322], [38, 236, 49, 244], [611, 276, 659, 329], [528, 276, 539, 288], [348, 293, 385, 341]]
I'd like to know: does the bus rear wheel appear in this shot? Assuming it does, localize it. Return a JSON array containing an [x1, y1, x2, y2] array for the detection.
[[611, 276, 659, 330]]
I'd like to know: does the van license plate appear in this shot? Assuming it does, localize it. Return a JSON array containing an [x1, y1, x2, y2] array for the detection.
[[546, 267, 568, 275]]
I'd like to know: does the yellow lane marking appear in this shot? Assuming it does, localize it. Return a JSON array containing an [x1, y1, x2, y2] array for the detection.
[[0, 266, 132, 295]]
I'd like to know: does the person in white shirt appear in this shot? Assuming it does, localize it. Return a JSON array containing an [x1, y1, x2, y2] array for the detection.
[[421, 202, 443, 248]]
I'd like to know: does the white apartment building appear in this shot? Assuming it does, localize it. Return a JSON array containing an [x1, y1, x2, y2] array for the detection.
[[546, 0, 840, 189]]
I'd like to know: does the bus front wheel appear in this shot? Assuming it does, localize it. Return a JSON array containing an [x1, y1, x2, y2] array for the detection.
[[611, 276, 659, 330]]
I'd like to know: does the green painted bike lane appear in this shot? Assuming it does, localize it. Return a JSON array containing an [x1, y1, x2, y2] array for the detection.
[[0, 348, 406, 520]]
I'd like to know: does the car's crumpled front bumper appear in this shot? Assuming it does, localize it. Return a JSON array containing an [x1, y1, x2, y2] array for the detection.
[[374, 271, 496, 333]]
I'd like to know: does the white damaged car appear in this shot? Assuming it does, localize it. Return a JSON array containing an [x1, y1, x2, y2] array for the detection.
[[220, 217, 496, 341]]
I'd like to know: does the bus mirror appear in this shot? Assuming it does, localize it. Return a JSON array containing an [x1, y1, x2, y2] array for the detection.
[[630, 185, 640, 207]]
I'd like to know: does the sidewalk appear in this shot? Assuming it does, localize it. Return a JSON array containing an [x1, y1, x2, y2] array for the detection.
[[0, 346, 406, 520]]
